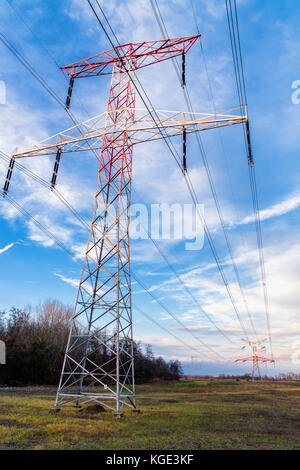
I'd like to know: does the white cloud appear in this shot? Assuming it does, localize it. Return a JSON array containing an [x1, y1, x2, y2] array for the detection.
[[0, 100, 48, 157], [238, 191, 300, 226], [55, 273, 80, 289], [0, 242, 14, 254]]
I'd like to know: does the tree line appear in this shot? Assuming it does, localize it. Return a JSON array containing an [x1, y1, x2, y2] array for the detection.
[[0, 300, 182, 386]]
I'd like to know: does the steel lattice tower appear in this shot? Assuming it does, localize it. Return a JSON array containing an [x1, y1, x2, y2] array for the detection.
[[5, 36, 249, 415], [55, 37, 200, 415], [235, 339, 275, 381]]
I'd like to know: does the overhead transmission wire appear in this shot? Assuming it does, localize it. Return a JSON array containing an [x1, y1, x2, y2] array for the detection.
[[131, 273, 225, 360], [87, 1, 238, 345], [87, 0, 251, 342], [0, 151, 91, 231], [149, 0, 257, 339], [0, 29, 101, 165], [5, 0, 61, 70], [189, 0, 255, 308], [0, 151, 227, 359], [4, 0, 97, 124], [2, 193, 74, 257], [133, 304, 225, 361], [134, 216, 237, 345], [1, 148, 236, 348], [151, 0, 256, 341], [0, 194, 209, 359], [151, 0, 256, 342], [225, 0, 273, 358], [189, 0, 249, 249], [0, 147, 236, 349], [0, 10, 234, 354], [0, 175, 225, 361]]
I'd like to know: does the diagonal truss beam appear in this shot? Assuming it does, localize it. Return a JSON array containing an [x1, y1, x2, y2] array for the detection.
[[12, 106, 247, 159], [62, 36, 200, 78]]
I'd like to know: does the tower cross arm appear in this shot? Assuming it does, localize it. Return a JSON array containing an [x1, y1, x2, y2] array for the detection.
[[12, 106, 247, 159], [61, 35, 200, 78], [235, 356, 275, 362]]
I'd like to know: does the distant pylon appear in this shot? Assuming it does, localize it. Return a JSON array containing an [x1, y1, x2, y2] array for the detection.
[[190, 356, 196, 377], [235, 338, 275, 381]]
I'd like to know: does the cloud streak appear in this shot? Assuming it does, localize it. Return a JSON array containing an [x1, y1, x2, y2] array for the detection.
[[0, 242, 14, 254], [55, 273, 79, 289], [237, 191, 300, 226]]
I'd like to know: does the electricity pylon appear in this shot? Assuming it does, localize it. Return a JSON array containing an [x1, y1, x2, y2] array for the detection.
[[5, 36, 247, 415], [190, 356, 196, 377], [235, 338, 275, 381]]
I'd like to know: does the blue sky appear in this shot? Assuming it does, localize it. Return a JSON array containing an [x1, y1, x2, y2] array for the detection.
[[1, 0, 300, 375]]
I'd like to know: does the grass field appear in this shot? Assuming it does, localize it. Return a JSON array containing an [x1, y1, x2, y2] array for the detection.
[[1, 379, 300, 450]]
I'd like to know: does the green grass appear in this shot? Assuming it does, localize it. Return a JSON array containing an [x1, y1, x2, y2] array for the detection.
[[1, 379, 300, 450]]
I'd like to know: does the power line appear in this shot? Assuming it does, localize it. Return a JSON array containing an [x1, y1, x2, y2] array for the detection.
[[0, 147, 237, 351], [1, 193, 74, 256], [0, 187, 226, 360], [0, 150, 226, 359], [149, 0, 256, 339], [5, 0, 62, 70], [189, 0, 248, 250], [87, 0, 251, 342], [133, 303, 227, 362], [1, 4, 237, 405], [0, 29, 101, 165], [131, 273, 226, 360], [135, 214, 237, 345], [0, 151, 91, 231], [5, 0, 95, 121], [225, 0, 273, 358], [0, 30, 64, 108]]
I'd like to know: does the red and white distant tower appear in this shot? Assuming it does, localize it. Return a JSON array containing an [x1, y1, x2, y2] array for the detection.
[[235, 338, 275, 380]]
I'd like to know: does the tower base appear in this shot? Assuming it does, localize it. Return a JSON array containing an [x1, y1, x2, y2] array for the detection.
[[54, 391, 137, 414]]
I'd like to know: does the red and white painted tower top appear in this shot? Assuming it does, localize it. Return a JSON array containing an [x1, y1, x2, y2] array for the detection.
[[61, 35, 200, 78]]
